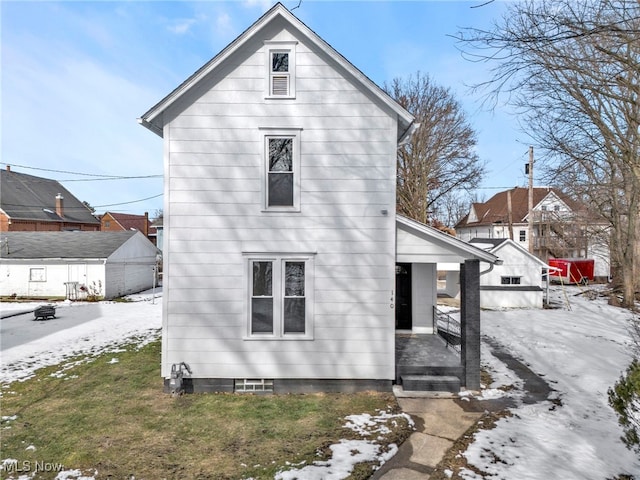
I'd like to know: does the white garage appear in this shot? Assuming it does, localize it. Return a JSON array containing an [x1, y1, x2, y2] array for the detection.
[[0, 231, 159, 300]]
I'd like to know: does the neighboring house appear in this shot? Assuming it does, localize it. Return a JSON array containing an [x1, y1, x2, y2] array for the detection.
[[149, 216, 163, 252], [439, 238, 549, 309], [139, 3, 497, 394], [101, 211, 154, 245], [455, 186, 610, 279], [0, 231, 158, 300], [0, 166, 100, 232]]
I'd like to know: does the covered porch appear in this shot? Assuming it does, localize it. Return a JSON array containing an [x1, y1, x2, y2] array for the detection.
[[395, 216, 498, 391]]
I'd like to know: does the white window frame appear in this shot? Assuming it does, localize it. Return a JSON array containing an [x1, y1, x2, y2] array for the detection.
[[244, 253, 314, 340], [264, 41, 297, 99], [29, 267, 46, 282], [259, 127, 302, 212], [501, 276, 522, 285]]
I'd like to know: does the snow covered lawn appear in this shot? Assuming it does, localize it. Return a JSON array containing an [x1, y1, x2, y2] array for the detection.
[[0, 290, 413, 480], [1, 291, 162, 385], [462, 286, 640, 479]]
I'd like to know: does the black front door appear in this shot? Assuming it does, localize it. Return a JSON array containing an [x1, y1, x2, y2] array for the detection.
[[395, 263, 412, 330]]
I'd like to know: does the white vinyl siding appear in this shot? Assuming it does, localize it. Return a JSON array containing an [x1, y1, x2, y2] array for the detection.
[[161, 27, 398, 381]]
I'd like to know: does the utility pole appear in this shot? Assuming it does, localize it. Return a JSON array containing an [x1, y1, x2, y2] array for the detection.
[[527, 146, 534, 254], [507, 190, 514, 240]]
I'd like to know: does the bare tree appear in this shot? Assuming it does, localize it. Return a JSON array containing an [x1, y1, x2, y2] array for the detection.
[[431, 190, 475, 229], [385, 73, 485, 226], [457, 0, 640, 307]]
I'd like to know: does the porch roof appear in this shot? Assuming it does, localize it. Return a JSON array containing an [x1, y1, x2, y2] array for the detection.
[[396, 215, 499, 264]]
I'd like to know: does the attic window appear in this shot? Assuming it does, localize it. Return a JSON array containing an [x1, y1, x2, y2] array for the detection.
[[265, 42, 296, 98]]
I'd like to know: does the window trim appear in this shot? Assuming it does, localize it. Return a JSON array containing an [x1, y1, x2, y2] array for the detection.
[[501, 276, 522, 285], [259, 127, 302, 212], [29, 267, 46, 282], [264, 41, 297, 99], [244, 253, 314, 340]]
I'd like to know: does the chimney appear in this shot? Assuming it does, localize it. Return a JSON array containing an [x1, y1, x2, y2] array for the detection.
[[144, 212, 149, 237], [6, 165, 10, 172], [55, 193, 64, 218]]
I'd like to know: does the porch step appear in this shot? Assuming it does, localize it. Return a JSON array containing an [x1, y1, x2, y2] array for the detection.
[[401, 375, 461, 393]]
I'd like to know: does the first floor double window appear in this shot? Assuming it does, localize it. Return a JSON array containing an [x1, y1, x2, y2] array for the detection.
[[249, 255, 313, 338]]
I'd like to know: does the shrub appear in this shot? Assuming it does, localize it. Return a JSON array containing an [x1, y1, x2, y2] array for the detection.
[[608, 359, 640, 454]]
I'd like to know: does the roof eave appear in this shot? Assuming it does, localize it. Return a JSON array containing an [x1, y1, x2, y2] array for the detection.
[[397, 214, 499, 264]]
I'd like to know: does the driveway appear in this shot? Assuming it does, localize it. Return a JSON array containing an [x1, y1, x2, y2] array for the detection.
[[1, 303, 104, 351]]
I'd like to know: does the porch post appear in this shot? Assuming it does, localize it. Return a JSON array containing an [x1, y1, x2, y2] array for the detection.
[[460, 259, 481, 390]]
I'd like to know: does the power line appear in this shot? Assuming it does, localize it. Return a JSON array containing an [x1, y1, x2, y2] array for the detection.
[[1, 162, 161, 180], [2, 193, 163, 210], [94, 194, 163, 208], [62, 175, 162, 182]]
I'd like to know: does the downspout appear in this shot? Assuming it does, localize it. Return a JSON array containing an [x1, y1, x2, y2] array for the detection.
[[480, 259, 503, 276]]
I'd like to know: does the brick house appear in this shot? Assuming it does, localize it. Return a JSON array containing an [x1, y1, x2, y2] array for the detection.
[[0, 166, 100, 232]]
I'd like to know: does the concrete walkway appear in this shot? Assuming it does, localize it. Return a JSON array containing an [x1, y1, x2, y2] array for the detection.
[[373, 393, 484, 479], [374, 338, 554, 479]]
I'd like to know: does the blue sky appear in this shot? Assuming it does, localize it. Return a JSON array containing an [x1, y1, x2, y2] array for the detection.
[[2, 0, 533, 219]]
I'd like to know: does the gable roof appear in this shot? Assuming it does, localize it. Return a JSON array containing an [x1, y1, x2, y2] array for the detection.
[[103, 212, 150, 233], [138, 2, 414, 141], [469, 237, 548, 267], [397, 215, 499, 264], [0, 231, 140, 259], [0, 169, 100, 226], [455, 187, 582, 229]]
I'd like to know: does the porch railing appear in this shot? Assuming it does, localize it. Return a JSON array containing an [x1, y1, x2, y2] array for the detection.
[[434, 306, 461, 354]]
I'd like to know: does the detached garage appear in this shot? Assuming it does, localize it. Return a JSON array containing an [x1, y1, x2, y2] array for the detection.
[[0, 231, 159, 300]]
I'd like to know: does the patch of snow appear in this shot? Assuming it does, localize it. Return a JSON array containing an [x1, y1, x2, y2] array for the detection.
[[54, 469, 96, 480], [276, 410, 411, 479], [107, 358, 119, 364], [276, 439, 379, 480], [0, 290, 162, 386], [462, 286, 640, 479]]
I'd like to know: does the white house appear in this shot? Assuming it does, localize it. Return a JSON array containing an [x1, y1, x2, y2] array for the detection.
[[0, 231, 159, 300], [474, 238, 548, 308], [439, 238, 549, 309], [139, 3, 497, 394], [455, 186, 610, 279]]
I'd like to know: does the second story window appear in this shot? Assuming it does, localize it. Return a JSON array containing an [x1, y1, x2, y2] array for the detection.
[[265, 41, 296, 98], [260, 127, 302, 211], [268, 137, 294, 206]]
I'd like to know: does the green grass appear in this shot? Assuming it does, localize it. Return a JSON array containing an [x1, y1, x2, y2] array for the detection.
[[0, 340, 412, 480]]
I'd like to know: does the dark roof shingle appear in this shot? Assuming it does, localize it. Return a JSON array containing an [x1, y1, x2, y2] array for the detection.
[[0, 231, 138, 259], [0, 169, 100, 225]]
